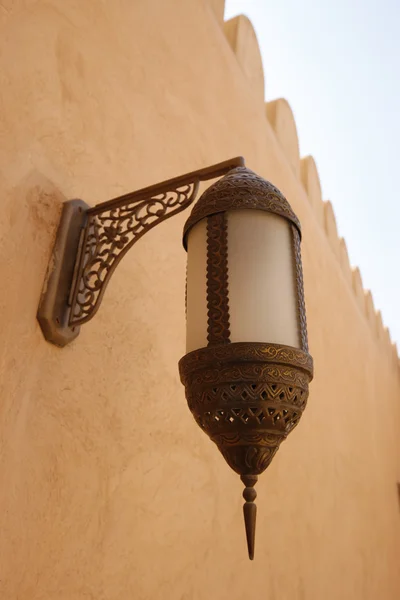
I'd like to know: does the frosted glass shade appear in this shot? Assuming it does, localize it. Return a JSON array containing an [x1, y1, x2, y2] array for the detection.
[[228, 210, 300, 347], [185, 209, 300, 353], [186, 219, 208, 352]]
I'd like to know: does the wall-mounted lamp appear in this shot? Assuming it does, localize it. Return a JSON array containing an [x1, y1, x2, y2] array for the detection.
[[37, 157, 313, 560]]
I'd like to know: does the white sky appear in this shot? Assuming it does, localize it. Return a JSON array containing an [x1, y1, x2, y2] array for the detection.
[[225, 0, 400, 349]]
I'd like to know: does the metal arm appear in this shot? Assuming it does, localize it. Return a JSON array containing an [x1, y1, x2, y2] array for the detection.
[[37, 157, 244, 346]]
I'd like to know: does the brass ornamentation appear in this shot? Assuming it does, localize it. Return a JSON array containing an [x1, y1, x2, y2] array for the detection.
[[183, 166, 301, 247], [69, 182, 199, 326], [179, 342, 313, 559], [292, 225, 309, 352], [206, 213, 231, 345]]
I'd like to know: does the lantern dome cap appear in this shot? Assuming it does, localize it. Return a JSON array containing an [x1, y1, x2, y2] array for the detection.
[[183, 166, 301, 248]]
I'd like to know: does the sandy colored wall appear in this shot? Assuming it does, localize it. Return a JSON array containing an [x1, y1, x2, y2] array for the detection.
[[0, 1, 399, 599]]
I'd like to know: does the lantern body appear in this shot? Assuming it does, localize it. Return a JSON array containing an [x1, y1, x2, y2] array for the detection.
[[186, 210, 300, 352], [179, 167, 313, 558]]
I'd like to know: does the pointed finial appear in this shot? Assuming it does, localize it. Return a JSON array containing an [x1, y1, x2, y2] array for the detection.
[[241, 474, 258, 560]]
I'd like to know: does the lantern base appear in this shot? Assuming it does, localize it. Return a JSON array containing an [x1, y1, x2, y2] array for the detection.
[[179, 342, 313, 474], [179, 342, 313, 558]]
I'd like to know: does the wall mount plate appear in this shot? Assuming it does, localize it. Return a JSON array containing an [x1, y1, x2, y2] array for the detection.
[[37, 199, 89, 347]]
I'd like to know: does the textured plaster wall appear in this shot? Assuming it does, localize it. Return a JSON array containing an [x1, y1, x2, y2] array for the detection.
[[0, 1, 399, 599]]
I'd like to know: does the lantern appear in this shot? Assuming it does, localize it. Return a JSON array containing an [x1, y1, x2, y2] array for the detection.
[[37, 156, 313, 561], [179, 167, 313, 559]]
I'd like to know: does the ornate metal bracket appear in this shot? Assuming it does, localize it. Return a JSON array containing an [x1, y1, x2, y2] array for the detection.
[[37, 157, 245, 346]]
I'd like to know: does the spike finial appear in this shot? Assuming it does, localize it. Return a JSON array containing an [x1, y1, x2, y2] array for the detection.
[[241, 474, 258, 560]]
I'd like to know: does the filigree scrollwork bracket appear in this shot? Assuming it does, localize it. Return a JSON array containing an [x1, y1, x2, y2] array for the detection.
[[37, 157, 244, 346]]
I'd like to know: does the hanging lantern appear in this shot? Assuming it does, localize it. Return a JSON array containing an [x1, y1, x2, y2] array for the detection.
[[36, 154, 313, 561], [179, 166, 314, 559]]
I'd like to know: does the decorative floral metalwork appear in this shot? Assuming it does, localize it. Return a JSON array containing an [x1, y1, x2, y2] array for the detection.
[[57, 157, 244, 331], [206, 213, 231, 345], [69, 183, 199, 325]]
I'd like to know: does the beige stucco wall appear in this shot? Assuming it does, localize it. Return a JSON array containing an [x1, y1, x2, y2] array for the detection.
[[0, 1, 399, 598]]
